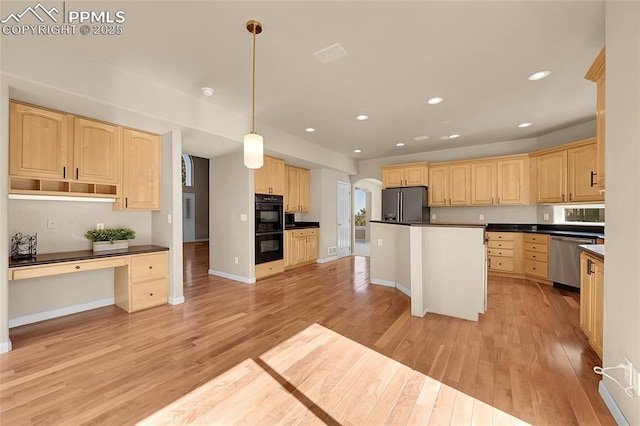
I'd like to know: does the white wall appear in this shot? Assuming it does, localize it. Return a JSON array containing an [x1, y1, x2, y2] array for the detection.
[[1, 77, 11, 351], [536, 119, 596, 150], [431, 205, 538, 224], [302, 168, 351, 261], [151, 130, 184, 304], [209, 152, 255, 282], [603, 2, 640, 423]]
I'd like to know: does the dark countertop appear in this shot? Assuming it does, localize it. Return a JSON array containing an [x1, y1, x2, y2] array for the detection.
[[9, 245, 169, 268], [580, 244, 605, 259], [285, 221, 320, 230], [486, 223, 605, 239], [371, 220, 486, 229]]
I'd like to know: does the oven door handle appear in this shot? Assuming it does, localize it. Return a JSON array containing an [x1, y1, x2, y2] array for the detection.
[[256, 231, 284, 236]]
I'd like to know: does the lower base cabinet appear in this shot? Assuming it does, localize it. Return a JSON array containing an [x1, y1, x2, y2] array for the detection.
[[115, 251, 168, 312], [255, 259, 285, 280], [285, 228, 319, 270], [580, 252, 604, 359]]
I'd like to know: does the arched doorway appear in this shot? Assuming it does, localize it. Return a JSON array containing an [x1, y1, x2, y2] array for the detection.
[[353, 178, 382, 257]]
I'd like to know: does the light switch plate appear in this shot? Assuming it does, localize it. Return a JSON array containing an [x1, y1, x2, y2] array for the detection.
[[240, 214, 248, 222], [96, 223, 105, 230]]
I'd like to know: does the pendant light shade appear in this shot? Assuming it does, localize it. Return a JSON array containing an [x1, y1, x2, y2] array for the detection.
[[244, 132, 263, 169], [244, 19, 263, 169]]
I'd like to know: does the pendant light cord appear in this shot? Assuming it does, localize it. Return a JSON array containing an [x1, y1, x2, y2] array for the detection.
[[251, 25, 257, 134]]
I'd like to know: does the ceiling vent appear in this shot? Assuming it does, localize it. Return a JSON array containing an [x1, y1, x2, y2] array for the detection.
[[314, 43, 348, 64]]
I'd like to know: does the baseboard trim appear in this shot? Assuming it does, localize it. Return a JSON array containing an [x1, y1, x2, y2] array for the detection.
[[396, 283, 411, 297], [0, 340, 12, 353], [316, 256, 338, 264], [208, 269, 255, 284], [168, 296, 185, 305], [423, 306, 429, 316], [371, 278, 395, 287], [9, 298, 115, 328], [599, 380, 629, 426]]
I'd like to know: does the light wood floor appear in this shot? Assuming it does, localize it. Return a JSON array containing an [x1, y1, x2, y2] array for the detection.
[[1, 242, 614, 425]]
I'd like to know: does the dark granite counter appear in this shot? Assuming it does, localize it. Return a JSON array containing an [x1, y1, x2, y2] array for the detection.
[[580, 244, 605, 260], [486, 223, 604, 239], [9, 245, 169, 268], [285, 221, 320, 230], [371, 220, 486, 229]]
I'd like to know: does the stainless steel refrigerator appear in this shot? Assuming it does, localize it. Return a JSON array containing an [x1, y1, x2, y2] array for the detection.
[[382, 186, 429, 223]]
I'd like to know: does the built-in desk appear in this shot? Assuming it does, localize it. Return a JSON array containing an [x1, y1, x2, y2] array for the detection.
[[9, 245, 169, 313]]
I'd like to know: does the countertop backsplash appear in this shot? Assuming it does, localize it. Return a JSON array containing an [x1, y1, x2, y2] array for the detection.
[[8, 199, 153, 254]]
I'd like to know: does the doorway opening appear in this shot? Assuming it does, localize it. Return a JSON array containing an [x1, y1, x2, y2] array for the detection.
[[181, 153, 210, 243], [353, 178, 382, 257]]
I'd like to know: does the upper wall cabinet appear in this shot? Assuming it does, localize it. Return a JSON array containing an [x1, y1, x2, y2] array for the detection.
[[428, 163, 470, 206], [531, 138, 602, 204], [115, 129, 161, 211], [9, 102, 72, 180], [74, 117, 121, 184], [381, 162, 428, 189], [285, 165, 310, 213], [585, 47, 605, 191], [255, 155, 285, 195], [470, 155, 529, 206]]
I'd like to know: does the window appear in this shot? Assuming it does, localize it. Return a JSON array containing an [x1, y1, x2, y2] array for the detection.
[[181, 153, 193, 187], [554, 204, 605, 225]]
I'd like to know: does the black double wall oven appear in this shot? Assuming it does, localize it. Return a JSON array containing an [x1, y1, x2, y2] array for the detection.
[[255, 194, 284, 264]]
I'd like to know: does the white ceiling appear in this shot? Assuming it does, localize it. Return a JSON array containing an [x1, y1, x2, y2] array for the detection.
[[1, 1, 605, 161]]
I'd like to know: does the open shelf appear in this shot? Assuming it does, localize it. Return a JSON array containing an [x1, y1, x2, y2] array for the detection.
[[10, 176, 118, 199]]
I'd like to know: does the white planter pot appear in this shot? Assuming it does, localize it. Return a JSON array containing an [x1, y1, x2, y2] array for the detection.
[[92, 240, 129, 252]]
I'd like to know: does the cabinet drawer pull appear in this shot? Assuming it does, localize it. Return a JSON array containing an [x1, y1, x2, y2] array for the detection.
[[590, 171, 597, 187], [75, 266, 80, 270], [532, 255, 536, 258], [149, 292, 154, 296], [532, 267, 536, 270], [499, 252, 502, 255]]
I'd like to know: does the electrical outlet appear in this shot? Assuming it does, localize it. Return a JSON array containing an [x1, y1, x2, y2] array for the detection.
[[544, 213, 549, 221], [167, 214, 172, 224], [377, 239, 383, 246], [234, 256, 239, 264], [240, 214, 247, 222], [479, 214, 484, 221], [431, 213, 436, 220], [96, 223, 105, 230], [624, 357, 633, 386]]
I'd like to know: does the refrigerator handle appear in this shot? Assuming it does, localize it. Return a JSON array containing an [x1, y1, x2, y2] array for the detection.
[[396, 192, 401, 222], [399, 191, 403, 222]]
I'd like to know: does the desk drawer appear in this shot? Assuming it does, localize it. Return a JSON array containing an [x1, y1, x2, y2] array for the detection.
[[524, 242, 549, 253], [487, 240, 514, 249], [524, 251, 549, 263], [524, 260, 548, 278], [487, 248, 514, 258], [489, 256, 514, 272], [131, 279, 167, 311], [130, 252, 168, 282], [10, 257, 127, 281]]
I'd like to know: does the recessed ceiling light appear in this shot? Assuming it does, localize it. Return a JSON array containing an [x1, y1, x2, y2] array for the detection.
[[413, 135, 430, 141], [427, 97, 444, 105], [201, 87, 215, 96], [517, 122, 532, 128], [448, 134, 460, 139], [396, 142, 405, 147], [304, 127, 316, 133], [528, 70, 551, 81], [354, 149, 362, 153], [356, 114, 368, 121]]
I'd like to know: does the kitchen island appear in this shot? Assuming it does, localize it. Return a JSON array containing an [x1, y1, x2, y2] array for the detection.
[[370, 221, 486, 321]]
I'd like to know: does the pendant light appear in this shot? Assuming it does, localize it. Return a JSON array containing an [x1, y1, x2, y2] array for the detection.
[[244, 19, 263, 169]]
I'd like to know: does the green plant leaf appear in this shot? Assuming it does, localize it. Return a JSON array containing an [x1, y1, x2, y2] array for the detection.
[[85, 228, 136, 242]]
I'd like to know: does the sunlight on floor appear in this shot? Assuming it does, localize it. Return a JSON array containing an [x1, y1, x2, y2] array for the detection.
[[138, 324, 530, 425]]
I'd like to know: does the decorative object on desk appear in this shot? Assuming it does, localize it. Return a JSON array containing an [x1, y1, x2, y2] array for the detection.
[[11, 233, 37, 259], [85, 228, 136, 252]]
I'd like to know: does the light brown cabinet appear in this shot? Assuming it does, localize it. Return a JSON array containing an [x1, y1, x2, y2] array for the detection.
[[580, 251, 604, 359], [285, 228, 319, 269], [114, 251, 168, 313], [9, 101, 72, 180], [381, 162, 428, 189], [428, 163, 470, 206], [486, 232, 523, 274], [255, 155, 285, 195], [532, 139, 602, 204], [523, 233, 549, 280], [470, 156, 529, 206], [74, 117, 121, 184], [115, 129, 161, 211], [285, 165, 310, 213], [585, 47, 605, 191]]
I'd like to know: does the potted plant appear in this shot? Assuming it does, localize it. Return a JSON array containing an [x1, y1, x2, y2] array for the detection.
[[85, 228, 136, 252]]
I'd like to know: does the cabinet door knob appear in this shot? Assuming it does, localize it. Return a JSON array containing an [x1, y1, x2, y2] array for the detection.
[[150, 293, 154, 296], [149, 266, 153, 269], [75, 266, 80, 270]]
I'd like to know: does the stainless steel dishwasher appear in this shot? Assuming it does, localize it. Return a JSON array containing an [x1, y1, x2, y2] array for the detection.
[[548, 236, 596, 289]]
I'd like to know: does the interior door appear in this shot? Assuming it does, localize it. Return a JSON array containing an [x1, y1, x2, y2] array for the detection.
[[182, 193, 196, 242], [337, 181, 352, 258]]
